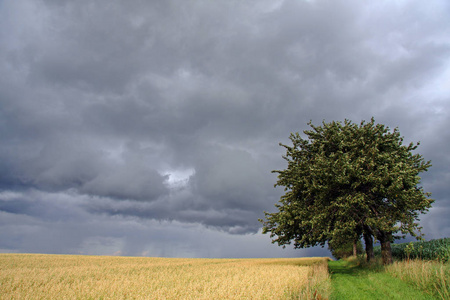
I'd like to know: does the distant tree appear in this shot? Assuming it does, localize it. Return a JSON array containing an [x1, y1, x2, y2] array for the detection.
[[260, 118, 433, 264], [328, 239, 363, 260]]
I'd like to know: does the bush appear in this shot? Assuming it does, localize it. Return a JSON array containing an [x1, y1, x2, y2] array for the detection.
[[374, 238, 450, 262]]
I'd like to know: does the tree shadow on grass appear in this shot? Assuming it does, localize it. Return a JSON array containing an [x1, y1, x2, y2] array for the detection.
[[329, 261, 356, 275], [328, 260, 436, 300], [328, 260, 382, 277]]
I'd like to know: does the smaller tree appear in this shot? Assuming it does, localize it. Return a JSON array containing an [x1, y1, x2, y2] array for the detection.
[[328, 239, 363, 260]]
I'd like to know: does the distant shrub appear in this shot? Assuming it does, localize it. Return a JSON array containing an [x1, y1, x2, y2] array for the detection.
[[374, 238, 450, 262]]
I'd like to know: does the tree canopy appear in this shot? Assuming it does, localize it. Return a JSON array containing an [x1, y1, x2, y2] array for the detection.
[[260, 118, 433, 264]]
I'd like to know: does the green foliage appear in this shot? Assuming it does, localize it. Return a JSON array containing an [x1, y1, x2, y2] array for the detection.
[[260, 118, 433, 264], [405, 242, 415, 260], [328, 240, 363, 260], [374, 238, 450, 262]]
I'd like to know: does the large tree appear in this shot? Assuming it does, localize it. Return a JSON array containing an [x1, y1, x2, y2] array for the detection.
[[260, 118, 433, 264]]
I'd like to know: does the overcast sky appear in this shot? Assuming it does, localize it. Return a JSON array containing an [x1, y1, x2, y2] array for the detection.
[[1, 0, 449, 258]]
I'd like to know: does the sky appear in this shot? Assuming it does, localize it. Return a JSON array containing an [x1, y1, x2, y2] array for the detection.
[[0, 0, 449, 258]]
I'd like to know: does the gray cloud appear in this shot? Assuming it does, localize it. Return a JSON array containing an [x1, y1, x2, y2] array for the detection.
[[1, 0, 449, 257]]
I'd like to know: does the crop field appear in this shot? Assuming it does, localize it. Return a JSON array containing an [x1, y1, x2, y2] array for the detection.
[[0, 254, 330, 299]]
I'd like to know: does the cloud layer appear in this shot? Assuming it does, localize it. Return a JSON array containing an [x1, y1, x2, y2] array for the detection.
[[1, 0, 449, 257]]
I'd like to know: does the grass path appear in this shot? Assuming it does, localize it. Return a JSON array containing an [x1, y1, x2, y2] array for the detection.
[[328, 260, 437, 300]]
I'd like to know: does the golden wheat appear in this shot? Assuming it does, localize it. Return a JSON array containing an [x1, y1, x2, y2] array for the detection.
[[298, 259, 331, 300], [0, 254, 330, 299]]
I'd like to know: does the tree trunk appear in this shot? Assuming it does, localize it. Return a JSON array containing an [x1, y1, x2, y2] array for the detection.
[[353, 240, 357, 256], [363, 231, 374, 262], [377, 231, 393, 265]]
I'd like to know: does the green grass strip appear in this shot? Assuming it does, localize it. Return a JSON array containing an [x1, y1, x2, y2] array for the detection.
[[328, 260, 437, 300]]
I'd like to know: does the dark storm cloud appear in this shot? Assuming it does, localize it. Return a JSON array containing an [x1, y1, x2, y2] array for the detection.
[[1, 0, 450, 256]]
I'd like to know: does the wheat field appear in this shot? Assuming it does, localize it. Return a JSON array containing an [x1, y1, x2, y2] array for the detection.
[[0, 254, 330, 299]]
